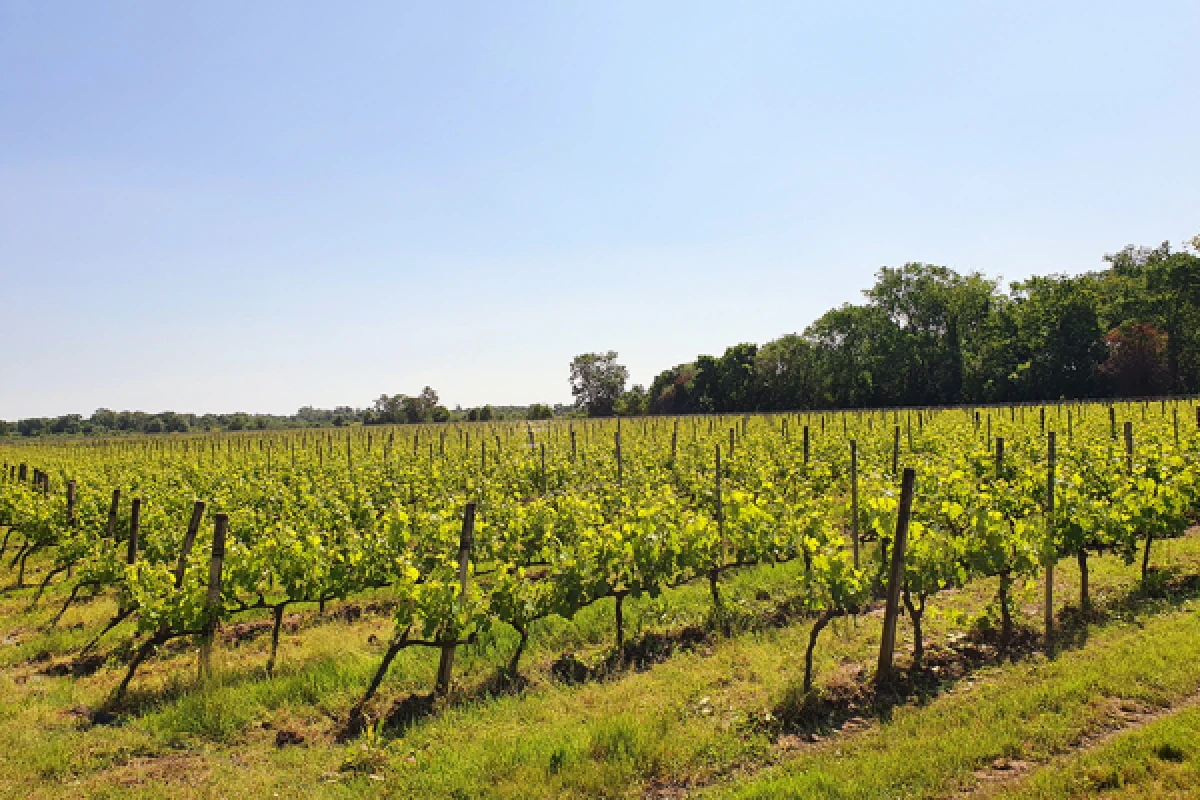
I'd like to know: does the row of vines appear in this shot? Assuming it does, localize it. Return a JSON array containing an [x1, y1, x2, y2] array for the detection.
[[2, 400, 1198, 723]]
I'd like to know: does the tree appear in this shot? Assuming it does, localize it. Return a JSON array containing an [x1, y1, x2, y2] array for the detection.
[[90, 408, 118, 430], [373, 387, 441, 424], [1009, 276, 1106, 400], [805, 304, 899, 408], [647, 363, 698, 414], [527, 404, 554, 420], [569, 352, 628, 417], [754, 334, 820, 410], [17, 418, 46, 437], [689, 344, 759, 412], [50, 414, 83, 434], [615, 385, 648, 416], [1102, 322, 1169, 396], [866, 263, 997, 406], [372, 394, 403, 423], [1103, 243, 1200, 394]]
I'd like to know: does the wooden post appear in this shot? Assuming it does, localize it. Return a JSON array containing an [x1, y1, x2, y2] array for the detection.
[[436, 502, 475, 696], [127, 498, 141, 565], [66, 480, 76, 527], [1045, 432, 1056, 652], [715, 445, 724, 565], [892, 425, 901, 474], [996, 437, 1004, 480], [876, 468, 916, 684], [540, 443, 547, 493], [803, 426, 810, 464], [1173, 407, 1179, 449], [199, 513, 229, 680], [615, 430, 623, 486], [106, 489, 121, 538], [1109, 406, 1117, 439], [570, 429, 577, 463], [175, 501, 207, 588], [850, 440, 859, 569], [670, 421, 678, 464], [1124, 421, 1134, 474]]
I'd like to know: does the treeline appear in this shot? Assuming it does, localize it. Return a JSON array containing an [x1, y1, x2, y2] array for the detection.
[[1, 407, 366, 438], [632, 241, 1200, 414], [1, 400, 575, 439]]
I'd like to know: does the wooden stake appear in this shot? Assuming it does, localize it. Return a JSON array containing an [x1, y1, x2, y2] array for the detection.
[[175, 501, 207, 588], [892, 425, 900, 474], [876, 468, 915, 684], [435, 502, 475, 696], [199, 513, 229, 680], [106, 489, 120, 538], [1045, 432, 1057, 652], [127, 498, 141, 565], [1124, 421, 1134, 474], [850, 440, 859, 569]]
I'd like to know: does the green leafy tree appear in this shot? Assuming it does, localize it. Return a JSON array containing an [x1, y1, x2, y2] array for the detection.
[[527, 404, 554, 420], [569, 352, 628, 417]]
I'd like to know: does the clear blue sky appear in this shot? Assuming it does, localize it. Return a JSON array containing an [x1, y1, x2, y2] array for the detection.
[[2, 1, 1197, 419]]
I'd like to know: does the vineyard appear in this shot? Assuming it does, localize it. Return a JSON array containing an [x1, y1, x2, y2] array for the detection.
[[2, 400, 1200, 798]]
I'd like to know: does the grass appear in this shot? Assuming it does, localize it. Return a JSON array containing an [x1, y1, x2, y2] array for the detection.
[[714, 608, 1200, 799], [0, 530, 1199, 797], [988, 704, 1200, 798]]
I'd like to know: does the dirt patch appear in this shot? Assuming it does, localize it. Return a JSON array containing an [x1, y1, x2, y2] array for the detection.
[[105, 753, 209, 788], [223, 614, 303, 645]]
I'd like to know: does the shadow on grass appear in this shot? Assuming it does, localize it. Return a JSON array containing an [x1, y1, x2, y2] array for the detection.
[[768, 563, 1200, 740], [71, 562, 1200, 743], [549, 593, 822, 686], [342, 595, 825, 740]]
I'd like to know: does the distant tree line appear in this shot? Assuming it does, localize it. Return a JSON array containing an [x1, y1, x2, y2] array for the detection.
[[1, 392, 573, 438], [636, 241, 1200, 414], [366, 387, 451, 424], [0, 408, 331, 438], [563, 240, 1200, 417]]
